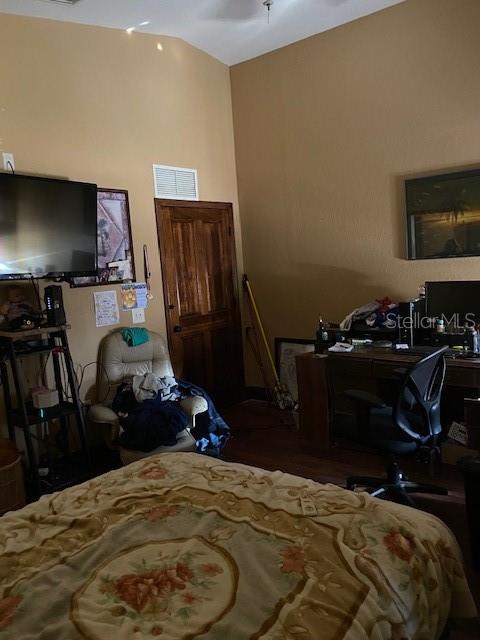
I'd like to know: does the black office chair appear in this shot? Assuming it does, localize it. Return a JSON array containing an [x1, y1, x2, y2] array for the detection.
[[345, 345, 449, 506]]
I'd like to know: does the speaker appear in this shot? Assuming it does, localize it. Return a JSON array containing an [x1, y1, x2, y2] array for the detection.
[[44, 286, 66, 327], [398, 297, 426, 346]]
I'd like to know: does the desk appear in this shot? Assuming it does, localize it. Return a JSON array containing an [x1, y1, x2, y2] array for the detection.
[[296, 348, 480, 451]]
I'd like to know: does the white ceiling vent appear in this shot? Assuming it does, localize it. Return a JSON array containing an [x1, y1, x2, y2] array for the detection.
[[153, 164, 199, 201]]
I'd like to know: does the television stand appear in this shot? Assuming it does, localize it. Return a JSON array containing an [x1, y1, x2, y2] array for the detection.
[[0, 325, 92, 499]]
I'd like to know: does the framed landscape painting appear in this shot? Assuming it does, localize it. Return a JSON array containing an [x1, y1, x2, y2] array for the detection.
[[406, 168, 480, 260]]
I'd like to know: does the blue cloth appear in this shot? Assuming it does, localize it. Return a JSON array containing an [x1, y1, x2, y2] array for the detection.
[[177, 380, 230, 457], [121, 327, 150, 347], [111, 379, 230, 457], [117, 394, 188, 452]]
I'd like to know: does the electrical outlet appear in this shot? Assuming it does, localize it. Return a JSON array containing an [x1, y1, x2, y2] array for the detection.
[[132, 308, 145, 324], [2, 152, 14, 171]]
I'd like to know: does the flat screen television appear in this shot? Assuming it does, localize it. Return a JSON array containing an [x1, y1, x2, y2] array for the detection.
[[0, 173, 98, 280]]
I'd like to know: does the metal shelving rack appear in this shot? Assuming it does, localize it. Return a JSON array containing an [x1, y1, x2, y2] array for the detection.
[[0, 325, 92, 498]]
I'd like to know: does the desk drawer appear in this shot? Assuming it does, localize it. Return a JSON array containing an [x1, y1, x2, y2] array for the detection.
[[328, 357, 371, 377], [372, 361, 407, 380], [445, 365, 480, 389], [329, 357, 375, 414]]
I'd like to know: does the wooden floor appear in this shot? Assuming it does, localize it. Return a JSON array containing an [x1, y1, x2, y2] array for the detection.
[[222, 399, 480, 636], [223, 400, 467, 499]]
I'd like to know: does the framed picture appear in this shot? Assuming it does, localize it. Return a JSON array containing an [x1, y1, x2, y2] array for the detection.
[[406, 168, 480, 260], [274, 338, 315, 403], [71, 188, 135, 287]]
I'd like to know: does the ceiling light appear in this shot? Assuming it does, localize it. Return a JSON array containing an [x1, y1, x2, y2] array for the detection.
[[139, 21, 150, 27], [126, 26, 135, 34]]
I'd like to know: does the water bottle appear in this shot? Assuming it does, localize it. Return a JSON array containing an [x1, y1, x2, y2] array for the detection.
[[315, 316, 329, 353], [473, 328, 479, 354], [465, 325, 479, 353]]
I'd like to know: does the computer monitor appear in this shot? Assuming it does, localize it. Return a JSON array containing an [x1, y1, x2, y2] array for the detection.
[[425, 281, 480, 327]]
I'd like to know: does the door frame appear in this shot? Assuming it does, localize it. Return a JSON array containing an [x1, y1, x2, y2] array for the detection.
[[155, 199, 244, 387]]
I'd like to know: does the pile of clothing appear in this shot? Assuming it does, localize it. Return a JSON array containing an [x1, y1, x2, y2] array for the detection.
[[340, 296, 399, 331], [111, 372, 230, 457]]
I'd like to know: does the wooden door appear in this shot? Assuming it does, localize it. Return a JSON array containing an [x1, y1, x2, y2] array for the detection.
[[156, 199, 243, 404]]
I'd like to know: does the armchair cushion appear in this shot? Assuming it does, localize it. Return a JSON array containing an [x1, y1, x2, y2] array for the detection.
[[89, 404, 119, 425]]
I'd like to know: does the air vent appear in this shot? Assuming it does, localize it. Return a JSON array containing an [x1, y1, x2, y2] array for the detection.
[[153, 164, 199, 201]]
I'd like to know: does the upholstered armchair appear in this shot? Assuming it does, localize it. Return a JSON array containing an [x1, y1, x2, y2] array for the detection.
[[89, 330, 207, 464]]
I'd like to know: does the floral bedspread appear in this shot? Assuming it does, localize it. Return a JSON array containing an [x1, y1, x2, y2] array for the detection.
[[0, 452, 476, 639]]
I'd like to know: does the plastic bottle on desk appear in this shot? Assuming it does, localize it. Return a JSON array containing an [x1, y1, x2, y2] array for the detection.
[[472, 327, 479, 354], [435, 318, 445, 333], [315, 316, 329, 353]]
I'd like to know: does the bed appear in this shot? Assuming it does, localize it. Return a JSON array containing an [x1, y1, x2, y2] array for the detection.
[[0, 452, 476, 639]]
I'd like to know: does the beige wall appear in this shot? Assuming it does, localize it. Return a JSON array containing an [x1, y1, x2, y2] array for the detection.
[[0, 13, 242, 405], [231, 0, 480, 343]]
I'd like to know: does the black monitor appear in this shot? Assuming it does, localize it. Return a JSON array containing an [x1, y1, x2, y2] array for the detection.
[[0, 173, 98, 280], [425, 281, 480, 326]]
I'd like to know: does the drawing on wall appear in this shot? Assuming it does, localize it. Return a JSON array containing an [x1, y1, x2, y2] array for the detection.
[[71, 189, 135, 287]]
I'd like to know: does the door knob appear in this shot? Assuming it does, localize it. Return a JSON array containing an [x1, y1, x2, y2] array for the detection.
[[173, 325, 182, 333]]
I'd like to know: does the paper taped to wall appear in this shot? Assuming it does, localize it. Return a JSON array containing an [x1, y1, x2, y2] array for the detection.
[[94, 290, 120, 327], [121, 283, 148, 310]]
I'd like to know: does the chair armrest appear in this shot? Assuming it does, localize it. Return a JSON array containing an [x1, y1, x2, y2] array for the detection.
[[179, 395, 208, 417], [344, 389, 387, 409], [89, 404, 120, 448], [89, 404, 119, 425]]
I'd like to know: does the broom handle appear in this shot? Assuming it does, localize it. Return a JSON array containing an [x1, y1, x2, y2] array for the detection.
[[243, 274, 281, 386]]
